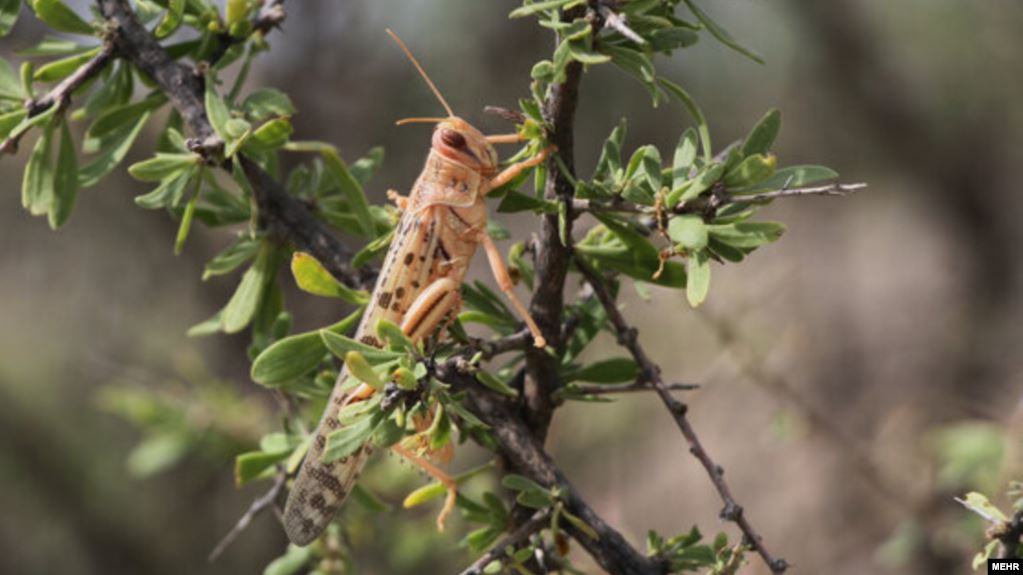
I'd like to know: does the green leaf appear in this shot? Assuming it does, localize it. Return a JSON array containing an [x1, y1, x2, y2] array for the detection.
[[672, 128, 697, 189], [263, 544, 312, 575], [686, 251, 711, 307], [707, 221, 785, 248], [668, 215, 707, 250], [251, 309, 363, 386], [126, 434, 187, 478], [0, 108, 26, 138], [509, 0, 582, 19], [31, 0, 93, 35], [33, 46, 99, 82], [671, 162, 723, 206], [375, 319, 413, 353], [246, 117, 292, 151], [234, 450, 289, 486], [80, 112, 152, 188], [203, 237, 259, 279], [565, 358, 639, 384], [724, 153, 776, 188], [134, 164, 195, 209], [497, 189, 557, 214], [475, 369, 518, 397], [683, 0, 764, 64], [204, 76, 232, 145], [321, 330, 401, 363], [85, 94, 165, 147], [320, 147, 375, 238], [958, 491, 1008, 523], [222, 243, 273, 333], [639, 144, 663, 193], [17, 36, 81, 57], [740, 109, 780, 157], [48, 119, 78, 228], [502, 474, 550, 496], [154, 0, 184, 38], [0, 58, 24, 100], [22, 119, 54, 216], [568, 39, 611, 65], [174, 179, 199, 254], [562, 509, 599, 540], [242, 88, 295, 120], [744, 165, 838, 192], [290, 251, 369, 304], [128, 153, 198, 182], [0, 0, 19, 38], [659, 78, 712, 161], [323, 411, 380, 463]]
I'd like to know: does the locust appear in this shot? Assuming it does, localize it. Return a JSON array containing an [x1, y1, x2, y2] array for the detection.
[[282, 30, 550, 546]]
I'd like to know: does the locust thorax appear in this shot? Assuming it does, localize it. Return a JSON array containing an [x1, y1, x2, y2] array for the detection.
[[432, 117, 499, 177]]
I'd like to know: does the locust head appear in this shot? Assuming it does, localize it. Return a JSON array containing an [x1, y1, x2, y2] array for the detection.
[[432, 118, 499, 177]]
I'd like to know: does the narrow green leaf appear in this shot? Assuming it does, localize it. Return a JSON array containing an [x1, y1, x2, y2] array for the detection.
[[222, 243, 272, 333], [659, 78, 712, 161], [21, 119, 54, 216], [80, 114, 150, 187], [320, 148, 375, 238], [31, 0, 93, 35], [740, 109, 780, 157], [128, 152, 197, 182], [242, 88, 296, 120], [671, 162, 723, 206], [497, 189, 558, 214], [686, 250, 710, 307], [475, 369, 518, 397], [154, 0, 184, 38], [0, 0, 20, 37], [48, 119, 78, 228], [263, 545, 312, 575], [0, 108, 25, 138], [85, 94, 165, 144], [204, 76, 232, 144], [565, 358, 639, 384], [509, 0, 581, 19], [743, 165, 838, 192], [234, 450, 289, 486], [321, 330, 401, 363], [683, 0, 764, 64], [0, 58, 24, 100], [33, 46, 100, 82], [672, 128, 697, 189], [174, 177, 200, 254], [133, 165, 193, 209]]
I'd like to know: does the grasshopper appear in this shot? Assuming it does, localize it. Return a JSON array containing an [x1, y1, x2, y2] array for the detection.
[[282, 30, 550, 546]]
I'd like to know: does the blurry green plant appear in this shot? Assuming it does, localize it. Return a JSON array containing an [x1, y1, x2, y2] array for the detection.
[[1, 0, 860, 573]]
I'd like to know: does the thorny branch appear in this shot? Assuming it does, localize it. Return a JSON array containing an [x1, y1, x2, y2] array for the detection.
[[574, 255, 790, 574], [64, 0, 794, 572], [96, 0, 370, 289]]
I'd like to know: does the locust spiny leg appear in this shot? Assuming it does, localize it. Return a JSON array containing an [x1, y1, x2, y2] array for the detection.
[[486, 145, 554, 190], [478, 232, 546, 348], [391, 443, 459, 531]]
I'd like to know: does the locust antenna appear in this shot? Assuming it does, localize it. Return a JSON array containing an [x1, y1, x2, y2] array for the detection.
[[386, 28, 455, 118]]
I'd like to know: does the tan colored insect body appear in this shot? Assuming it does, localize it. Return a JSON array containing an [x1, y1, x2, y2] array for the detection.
[[282, 32, 548, 546]]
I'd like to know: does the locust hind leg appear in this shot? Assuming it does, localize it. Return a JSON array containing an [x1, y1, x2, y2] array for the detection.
[[478, 232, 546, 348]]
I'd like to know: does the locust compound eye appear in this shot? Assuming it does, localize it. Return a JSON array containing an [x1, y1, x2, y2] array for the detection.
[[440, 129, 467, 149]]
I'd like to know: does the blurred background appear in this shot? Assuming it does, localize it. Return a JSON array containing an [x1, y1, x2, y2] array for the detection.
[[1, 1, 1021, 573]]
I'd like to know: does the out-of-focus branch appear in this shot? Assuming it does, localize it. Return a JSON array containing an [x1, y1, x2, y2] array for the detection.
[[457, 510, 550, 575], [574, 255, 789, 574], [208, 470, 287, 562]]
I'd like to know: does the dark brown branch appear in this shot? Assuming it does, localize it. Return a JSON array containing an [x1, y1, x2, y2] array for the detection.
[[574, 255, 788, 574], [96, 0, 367, 288], [998, 510, 1023, 559], [0, 41, 116, 154], [522, 7, 587, 441], [208, 470, 287, 562], [436, 358, 663, 575], [458, 510, 550, 575]]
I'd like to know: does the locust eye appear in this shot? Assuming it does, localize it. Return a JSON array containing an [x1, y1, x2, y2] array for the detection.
[[440, 129, 466, 149]]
